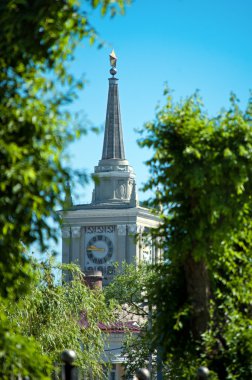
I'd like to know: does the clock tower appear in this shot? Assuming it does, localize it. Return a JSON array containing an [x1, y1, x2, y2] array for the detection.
[[61, 51, 160, 284]]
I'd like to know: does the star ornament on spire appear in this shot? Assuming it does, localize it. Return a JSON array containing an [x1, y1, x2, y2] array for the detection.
[[109, 49, 117, 76]]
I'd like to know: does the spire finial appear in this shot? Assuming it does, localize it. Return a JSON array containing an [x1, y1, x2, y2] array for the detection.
[[109, 49, 117, 77]]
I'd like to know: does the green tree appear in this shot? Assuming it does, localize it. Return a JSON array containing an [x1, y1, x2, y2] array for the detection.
[[0, 314, 52, 380], [105, 263, 159, 378], [4, 260, 114, 378], [0, 0, 130, 377], [138, 89, 252, 379], [0, 0, 130, 297]]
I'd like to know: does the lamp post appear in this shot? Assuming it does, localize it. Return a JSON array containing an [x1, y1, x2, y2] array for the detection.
[[197, 366, 210, 380], [134, 368, 150, 380], [61, 350, 78, 380]]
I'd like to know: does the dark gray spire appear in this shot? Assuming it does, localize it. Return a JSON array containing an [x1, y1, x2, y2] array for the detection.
[[102, 77, 125, 160]]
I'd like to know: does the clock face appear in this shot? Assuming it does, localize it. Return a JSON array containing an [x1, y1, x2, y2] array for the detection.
[[86, 235, 113, 264]]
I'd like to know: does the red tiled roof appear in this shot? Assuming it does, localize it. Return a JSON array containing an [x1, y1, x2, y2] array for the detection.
[[98, 321, 141, 333], [79, 305, 143, 334]]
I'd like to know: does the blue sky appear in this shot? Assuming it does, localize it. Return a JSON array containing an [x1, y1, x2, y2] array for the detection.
[[67, 0, 252, 204]]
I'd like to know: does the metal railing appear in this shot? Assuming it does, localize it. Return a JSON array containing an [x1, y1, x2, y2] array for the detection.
[[60, 350, 210, 380]]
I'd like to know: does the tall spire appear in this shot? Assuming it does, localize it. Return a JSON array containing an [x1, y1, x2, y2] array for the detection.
[[102, 50, 125, 160], [91, 51, 138, 206]]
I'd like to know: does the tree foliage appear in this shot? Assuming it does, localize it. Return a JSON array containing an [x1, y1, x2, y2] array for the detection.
[[138, 89, 252, 379], [105, 263, 158, 378], [0, 313, 52, 380], [0, 0, 130, 376], [0, 0, 130, 297], [3, 260, 114, 378]]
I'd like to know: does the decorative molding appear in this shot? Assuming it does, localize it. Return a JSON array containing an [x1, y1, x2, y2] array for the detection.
[[128, 179, 133, 198], [116, 183, 126, 199], [94, 171, 135, 178], [61, 207, 160, 224], [72, 226, 81, 238], [85, 225, 115, 234], [101, 166, 113, 171], [117, 224, 127, 236], [62, 227, 71, 238], [116, 165, 128, 171], [96, 165, 129, 172]]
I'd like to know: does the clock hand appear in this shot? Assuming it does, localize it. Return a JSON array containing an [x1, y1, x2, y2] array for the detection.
[[87, 245, 105, 252]]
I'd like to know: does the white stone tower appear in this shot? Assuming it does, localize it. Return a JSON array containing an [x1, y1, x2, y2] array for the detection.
[[61, 51, 160, 284]]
